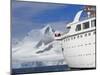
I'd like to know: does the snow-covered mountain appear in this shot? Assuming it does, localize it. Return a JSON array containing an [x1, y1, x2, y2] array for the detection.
[[35, 24, 55, 48], [12, 24, 67, 69]]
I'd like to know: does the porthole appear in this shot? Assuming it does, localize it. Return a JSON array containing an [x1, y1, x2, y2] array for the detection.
[[66, 38, 67, 41], [86, 54, 88, 56], [74, 36, 75, 39], [71, 37, 73, 40], [62, 40, 64, 42], [87, 64, 89, 66], [68, 38, 70, 41], [80, 44, 83, 46], [80, 35, 83, 38], [83, 54, 85, 56], [77, 35, 79, 38], [88, 53, 91, 55], [88, 33, 91, 36], [85, 33, 87, 37], [93, 31, 96, 34], [85, 43, 87, 46], [65, 39, 66, 42], [88, 43, 91, 45], [78, 55, 80, 56], [68, 38, 70, 40], [63, 39, 64, 42], [64, 39, 65, 42], [80, 54, 82, 56], [72, 46, 74, 48]]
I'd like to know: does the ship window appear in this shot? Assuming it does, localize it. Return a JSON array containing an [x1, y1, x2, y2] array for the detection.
[[91, 19, 96, 27], [75, 24, 81, 31], [83, 22, 89, 29]]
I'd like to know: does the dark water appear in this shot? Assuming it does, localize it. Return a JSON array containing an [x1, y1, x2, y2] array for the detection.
[[12, 65, 70, 75]]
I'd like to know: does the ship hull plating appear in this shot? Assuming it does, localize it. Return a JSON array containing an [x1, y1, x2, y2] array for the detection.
[[63, 29, 96, 68]]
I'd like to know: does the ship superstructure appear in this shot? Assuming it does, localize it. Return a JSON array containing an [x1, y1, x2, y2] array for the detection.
[[54, 6, 96, 68]]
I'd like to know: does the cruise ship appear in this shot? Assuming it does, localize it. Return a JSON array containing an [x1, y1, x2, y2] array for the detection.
[[54, 6, 96, 69]]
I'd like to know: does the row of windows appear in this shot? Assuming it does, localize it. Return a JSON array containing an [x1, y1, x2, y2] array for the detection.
[[63, 31, 95, 42], [75, 19, 96, 31], [66, 42, 95, 49], [67, 53, 95, 57]]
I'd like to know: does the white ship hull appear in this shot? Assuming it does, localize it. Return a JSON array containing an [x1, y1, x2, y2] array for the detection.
[[54, 7, 96, 68], [55, 16, 96, 68], [62, 29, 96, 68]]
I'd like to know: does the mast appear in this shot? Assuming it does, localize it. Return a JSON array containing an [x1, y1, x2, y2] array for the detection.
[[84, 6, 96, 18]]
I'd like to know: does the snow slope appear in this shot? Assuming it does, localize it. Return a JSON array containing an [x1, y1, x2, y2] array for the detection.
[[12, 24, 67, 69]]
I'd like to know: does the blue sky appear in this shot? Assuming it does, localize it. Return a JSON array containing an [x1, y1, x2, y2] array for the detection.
[[12, 1, 87, 40]]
